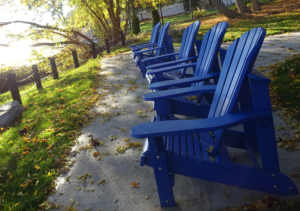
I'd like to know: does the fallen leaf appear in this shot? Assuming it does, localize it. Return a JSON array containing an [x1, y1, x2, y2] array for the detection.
[[109, 135, 117, 141], [98, 179, 105, 185], [130, 182, 139, 188], [206, 145, 214, 153], [39, 201, 57, 210], [18, 128, 27, 136], [291, 172, 300, 178], [89, 137, 100, 147], [93, 151, 100, 157], [69, 198, 75, 204]]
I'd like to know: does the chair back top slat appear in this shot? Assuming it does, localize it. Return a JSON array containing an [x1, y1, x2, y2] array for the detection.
[[155, 22, 171, 56], [150, 22, 161, 44], [191, 21, 228, 84]]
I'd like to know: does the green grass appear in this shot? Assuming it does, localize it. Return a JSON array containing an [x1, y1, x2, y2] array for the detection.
[[270, 53, 300, 110], [140, 14, 191, 32], [181, 10, 300, 43], [139, 0, 300, 45], [0, 58, 102, 210]]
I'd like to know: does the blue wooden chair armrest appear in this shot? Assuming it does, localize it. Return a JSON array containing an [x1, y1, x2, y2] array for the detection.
[[146, 56, 198, 69], [128, 41, 150, 48], [248, 68, 271, 84], [148, 72, 220, 90], [144, 85, 217, 101], [131, 109, 271, 139], [142, 52, 179, 63], [136, 45, 172, 54], [147, 63, 197, 75], [132, 43, 157, 51]]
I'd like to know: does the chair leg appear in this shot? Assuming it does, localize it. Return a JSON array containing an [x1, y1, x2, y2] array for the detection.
[[148, 137, 175, 207], [140, 63, 147, 78]]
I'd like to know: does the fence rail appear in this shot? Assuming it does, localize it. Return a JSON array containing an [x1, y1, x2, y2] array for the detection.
[[5, 32, 126, 104]]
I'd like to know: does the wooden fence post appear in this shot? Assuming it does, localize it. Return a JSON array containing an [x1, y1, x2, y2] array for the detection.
[[48, 57, 59, 79], [7, 73, 22, 105], [72, 50, 80, 68], [105, 39, 110, 54], [90, 43, 97, 59], [120, 31, 125, 46], [32, 64, 42, 89]]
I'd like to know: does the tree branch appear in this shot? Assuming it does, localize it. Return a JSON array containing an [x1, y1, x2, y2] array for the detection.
[[0, 41, 88, 48], [0, 20, 94, 43]]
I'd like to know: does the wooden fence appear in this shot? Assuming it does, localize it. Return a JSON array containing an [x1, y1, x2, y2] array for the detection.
[[6, 31, 126, 105]]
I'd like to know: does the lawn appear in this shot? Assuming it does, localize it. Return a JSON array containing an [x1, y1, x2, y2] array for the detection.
[[268, 53, 300, 124], [0, 58, 102, 210], [139, 0, 300, 44]]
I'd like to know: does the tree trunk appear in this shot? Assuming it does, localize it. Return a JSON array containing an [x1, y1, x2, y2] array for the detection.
[[210, 0, 239, 19], [107, 0, 118, 42], [251, 0, 261, 11], [123, 0, 130, 40], [235, 0, 252, 13]]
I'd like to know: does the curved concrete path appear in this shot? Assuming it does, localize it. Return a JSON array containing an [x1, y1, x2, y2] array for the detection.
[[47, 31, 300, 211]]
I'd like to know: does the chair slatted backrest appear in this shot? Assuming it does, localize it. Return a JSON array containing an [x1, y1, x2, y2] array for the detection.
[[206, 27, 266, 156], [192, 22, 228, 86], [173, 21, 200, 77], [150, 22, 161, 45], [154, 22, 171, 57], [177, 21, 201, 61]]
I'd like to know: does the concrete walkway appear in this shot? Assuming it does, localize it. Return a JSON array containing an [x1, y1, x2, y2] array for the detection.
[[48, 32, 300, 211]]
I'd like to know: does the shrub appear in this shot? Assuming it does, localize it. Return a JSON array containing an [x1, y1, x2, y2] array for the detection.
[[192, 7, 206, 18], [151, 8, 160, 27], [132, 10, 141, 35]]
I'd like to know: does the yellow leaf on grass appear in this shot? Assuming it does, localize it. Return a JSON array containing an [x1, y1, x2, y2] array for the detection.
[[34, 164, 40, 170], [13, 202, 21, 208], [57, 89, 62, 92], [22, 151, 30, 155], [34, 190, 38, 195], [8, 175, 13, 180]]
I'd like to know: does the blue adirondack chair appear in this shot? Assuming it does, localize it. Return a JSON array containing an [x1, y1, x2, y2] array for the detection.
[[131, 27, 298, 207], [129, 22, 161, 58], [136, 21, 200, 78], [146, 22, 228, 85], [145, 22, 228, 118], [134, 22, 174, 78]]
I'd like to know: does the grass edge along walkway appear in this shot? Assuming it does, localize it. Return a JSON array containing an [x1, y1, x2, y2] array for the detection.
[[0, 56, 105, 210]]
